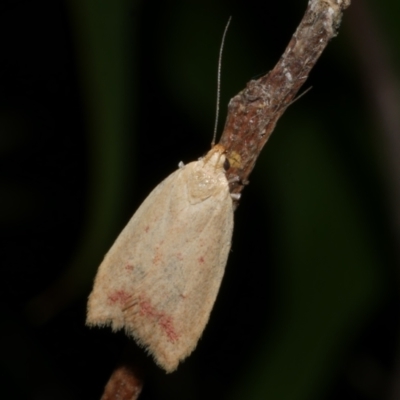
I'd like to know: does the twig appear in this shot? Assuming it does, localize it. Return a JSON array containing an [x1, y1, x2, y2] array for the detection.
[[219, 0, 351, 200], [102, 0, 351, 397], [101, 363, 143, 400], [99, 343, 145, 400]]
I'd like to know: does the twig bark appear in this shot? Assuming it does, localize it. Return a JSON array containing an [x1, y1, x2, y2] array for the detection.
[[220, 0, 351, 200], [99, 342, 145, 400], [101, 363, 143, 400], [102, 0, 351, 397]]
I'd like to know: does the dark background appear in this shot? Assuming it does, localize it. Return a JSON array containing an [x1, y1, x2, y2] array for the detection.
[[1, 0, 399, 399]]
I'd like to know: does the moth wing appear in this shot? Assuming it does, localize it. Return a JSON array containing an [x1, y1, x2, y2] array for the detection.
[[87, 160, 233, 372]]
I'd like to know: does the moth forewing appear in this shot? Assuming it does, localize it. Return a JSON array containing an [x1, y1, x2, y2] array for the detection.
[[87, 145, 234, 372]]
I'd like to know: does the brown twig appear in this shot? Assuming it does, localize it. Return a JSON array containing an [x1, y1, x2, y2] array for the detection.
[[99, 342, 145, 400], [220, 0, 351, 201], [102, 0, 351, 397], [101, 363, 143, 400]]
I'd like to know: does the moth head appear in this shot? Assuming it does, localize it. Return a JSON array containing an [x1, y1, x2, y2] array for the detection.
[[204, 144, 227, 171]]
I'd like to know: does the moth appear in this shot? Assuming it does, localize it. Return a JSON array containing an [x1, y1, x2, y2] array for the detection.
[[87, 144, 235, 372]]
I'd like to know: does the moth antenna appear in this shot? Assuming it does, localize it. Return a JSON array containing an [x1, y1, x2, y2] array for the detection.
[[212, 16, 232, 148]]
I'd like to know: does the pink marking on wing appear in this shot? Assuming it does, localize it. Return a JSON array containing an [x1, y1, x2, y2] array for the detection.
[[139, 297, 180, 343], [125, 264, 134, 271], [152, 244, 163, 265], [108, 290, 131, 305], [152, 252, 161, 265], [139, 299, 157, 318], [159, 315, 180, 342], [198, 256, 205, 264], [144, 225, 150, 233]]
